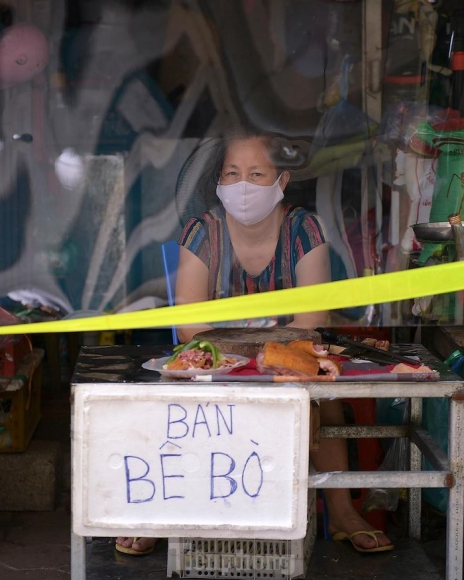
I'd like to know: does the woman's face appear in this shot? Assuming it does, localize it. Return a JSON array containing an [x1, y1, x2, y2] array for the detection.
[[220, 137, 289, 188]]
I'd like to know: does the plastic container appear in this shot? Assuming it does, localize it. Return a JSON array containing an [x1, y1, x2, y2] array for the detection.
[[167, 489, 316, 580], [444, 349, 464, 378]]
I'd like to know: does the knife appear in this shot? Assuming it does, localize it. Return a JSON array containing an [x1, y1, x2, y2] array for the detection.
[[315, 328, 419, 366]]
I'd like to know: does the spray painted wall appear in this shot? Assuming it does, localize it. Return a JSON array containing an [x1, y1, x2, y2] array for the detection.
[[2, 0, 447, 325]]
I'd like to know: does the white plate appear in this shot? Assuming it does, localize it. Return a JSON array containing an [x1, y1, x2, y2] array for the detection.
[[142, 354, 250, 379]]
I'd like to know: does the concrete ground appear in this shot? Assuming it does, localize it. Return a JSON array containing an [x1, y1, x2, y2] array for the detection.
[[0, 390, 72, 579], [0, 346, 450, 580]]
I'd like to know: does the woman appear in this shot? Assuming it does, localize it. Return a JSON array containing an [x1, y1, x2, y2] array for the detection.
[[116, 128, 393, 555], [176, 132, 331, 333]]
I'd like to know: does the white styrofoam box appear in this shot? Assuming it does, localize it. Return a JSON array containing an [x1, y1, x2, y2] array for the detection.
[[167, 489, 317, 580], [72, 383, 310, 540]]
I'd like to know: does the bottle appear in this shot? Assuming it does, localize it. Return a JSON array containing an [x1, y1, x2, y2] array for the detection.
[[448, 213, 464, 261], [444, 349, 464, 378], [383, 2, 427, 106], [449, 10, 464, 117]]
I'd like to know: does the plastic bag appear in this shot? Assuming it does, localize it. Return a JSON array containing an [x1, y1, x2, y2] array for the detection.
[[307, 55, 378, 177], [362, 398, 410, 513]]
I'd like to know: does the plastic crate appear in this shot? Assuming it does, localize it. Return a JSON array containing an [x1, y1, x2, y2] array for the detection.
[[0, 348, 43, 452], [167, 489, 316, 580]]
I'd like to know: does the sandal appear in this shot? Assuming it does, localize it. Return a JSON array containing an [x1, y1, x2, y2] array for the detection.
[[332, 530, 394, 553], [115, 537, 156, 556]]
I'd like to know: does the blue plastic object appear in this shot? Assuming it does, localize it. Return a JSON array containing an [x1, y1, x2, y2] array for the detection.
[[161, 241, 180, 345], [444, 349, 464, 378]]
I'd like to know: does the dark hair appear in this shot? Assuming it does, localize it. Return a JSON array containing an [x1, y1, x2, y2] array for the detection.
[[212, 127, 294, 181], [196, 127, 294, 204], [190, 126, 304, 214]]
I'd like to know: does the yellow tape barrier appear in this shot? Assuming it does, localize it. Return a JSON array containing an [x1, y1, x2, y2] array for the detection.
[[0, 262, 463, 334]]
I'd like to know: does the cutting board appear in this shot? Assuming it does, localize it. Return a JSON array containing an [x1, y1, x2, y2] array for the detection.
[[193, 328, 321, 359]]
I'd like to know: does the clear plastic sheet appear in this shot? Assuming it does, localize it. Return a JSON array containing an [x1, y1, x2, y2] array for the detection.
[[362, 398, 409, 513], [308, 55, 378, 171]]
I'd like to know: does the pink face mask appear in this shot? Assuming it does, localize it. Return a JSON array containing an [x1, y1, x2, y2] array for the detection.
[[216, 176, 284, 225]]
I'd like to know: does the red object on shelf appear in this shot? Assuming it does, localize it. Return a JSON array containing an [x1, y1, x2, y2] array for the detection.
[[0, 335, 32, 376], [0, 308, 32, 377], [0, 348, 43, 452]]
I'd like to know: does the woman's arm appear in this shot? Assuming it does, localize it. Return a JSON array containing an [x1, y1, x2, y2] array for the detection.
[[287, 242, 331, 329], [175, 245, 213, 342]]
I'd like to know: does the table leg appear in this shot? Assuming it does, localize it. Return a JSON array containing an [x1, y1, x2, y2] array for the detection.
[[446, 393, 464, 580], [70, 388, 86, 580], [71, 530, 86, 580], [409, 397, 422, 539]]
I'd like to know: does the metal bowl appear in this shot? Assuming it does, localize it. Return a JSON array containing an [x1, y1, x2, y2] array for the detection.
[[412, 222, 454, 242]]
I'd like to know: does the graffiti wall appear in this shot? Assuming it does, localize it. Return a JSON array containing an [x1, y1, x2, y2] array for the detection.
[[0, 0, 460, 325]]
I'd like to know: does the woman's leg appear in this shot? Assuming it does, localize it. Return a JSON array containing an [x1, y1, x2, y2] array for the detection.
[[310, 400, 392, 550]]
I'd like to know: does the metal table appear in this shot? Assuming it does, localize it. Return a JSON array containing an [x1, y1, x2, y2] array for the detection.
[[70, 343, 464, 580]]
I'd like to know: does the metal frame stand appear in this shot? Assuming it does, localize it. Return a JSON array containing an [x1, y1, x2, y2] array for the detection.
[[70, 344, 464, 580]]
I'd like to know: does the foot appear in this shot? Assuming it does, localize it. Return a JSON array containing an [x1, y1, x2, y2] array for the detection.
[[115, 537, 157, 555], [328, 508, 392, 551]]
